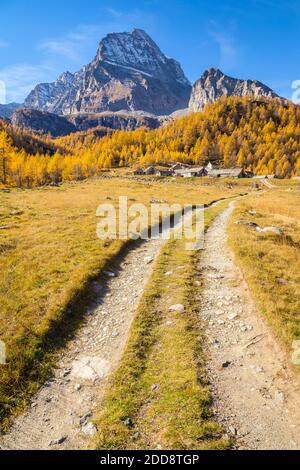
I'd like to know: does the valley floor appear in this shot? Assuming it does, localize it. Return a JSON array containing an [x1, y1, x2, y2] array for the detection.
[[0, 178, 242, 427], [1, 180, 300, 450]]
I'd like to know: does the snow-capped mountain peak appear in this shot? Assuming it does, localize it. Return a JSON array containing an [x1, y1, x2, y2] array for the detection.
[[25, 29, 191, 116]]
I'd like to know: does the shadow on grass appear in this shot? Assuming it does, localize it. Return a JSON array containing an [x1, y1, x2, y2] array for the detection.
[[0, 237, 146, 429], [0, 210, 185, 429], [0, 195, 236, 430]]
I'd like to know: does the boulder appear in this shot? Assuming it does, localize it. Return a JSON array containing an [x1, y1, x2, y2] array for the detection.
[[70, 356, 111, 382], [235, 220, 260, 228], [169, 304, 185, 313], [82, 422, 97, 437], [258, 226, 284, 235]]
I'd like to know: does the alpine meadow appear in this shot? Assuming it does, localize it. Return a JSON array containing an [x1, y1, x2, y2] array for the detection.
[[1, 0, 300, 458]]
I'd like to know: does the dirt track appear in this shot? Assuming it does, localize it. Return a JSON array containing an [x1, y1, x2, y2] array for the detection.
[[199, 202, 300, 450], [2, 200, 300, 450], [0, 238, 165, 450]]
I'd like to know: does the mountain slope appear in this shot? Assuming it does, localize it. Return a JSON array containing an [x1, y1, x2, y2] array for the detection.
[[66, 111, 162, 132], [189, 68, 278, 112], [2, 97, 300, 186], [0, 103, 22, 119], [10, 108, 162, 137], [12, 109, 77, 137], [25, 29, 191, 116]]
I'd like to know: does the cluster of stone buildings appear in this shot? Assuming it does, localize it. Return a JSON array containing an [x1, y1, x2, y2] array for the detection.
[[133, 162, 254, 178]]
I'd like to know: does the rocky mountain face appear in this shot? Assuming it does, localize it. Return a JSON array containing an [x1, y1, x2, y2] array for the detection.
[[189, 68, 278, 112], [12, 109, 77, 137], [24, 72, 78, 117], [19, 32, 281, 136], [25, 29, 191, 116], [11, 109, 162, 137], [0, 102, 22, 119], [67, 111, 162, 132]]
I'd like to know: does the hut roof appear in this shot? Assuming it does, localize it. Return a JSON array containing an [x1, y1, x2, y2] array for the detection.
[[174, 166, 205, 175], [207, 168, 244, 177]]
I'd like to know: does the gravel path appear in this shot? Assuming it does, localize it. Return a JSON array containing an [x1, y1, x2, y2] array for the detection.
[[0, 238, 165, 450], [199, 202, 300, 450], [0, 203, 206, 451], [3, 200, 300, 451]]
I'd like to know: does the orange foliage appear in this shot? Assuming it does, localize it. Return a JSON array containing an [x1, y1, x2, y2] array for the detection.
[[2, 96, 300, 187]]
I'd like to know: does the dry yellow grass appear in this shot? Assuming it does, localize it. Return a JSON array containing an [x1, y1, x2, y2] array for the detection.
[[95, 203, 230, 450], [0, 177, 247, 426], [228, 186, 300, 353]]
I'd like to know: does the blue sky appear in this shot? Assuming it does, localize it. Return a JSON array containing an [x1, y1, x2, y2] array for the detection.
[[0, 0, 299, 103]]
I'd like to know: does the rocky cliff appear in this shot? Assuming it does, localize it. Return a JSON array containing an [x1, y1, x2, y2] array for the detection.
[[11, 108, 162, 137], [0, 102, 22, 119], [12, 109, 77, 137], [189, 68, 278, 112], [25, 29, 191, 116], [67, 111, 162, 132]]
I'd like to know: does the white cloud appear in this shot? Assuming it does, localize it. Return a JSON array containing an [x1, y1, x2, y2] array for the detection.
[[41, 39, 80, 61], [0, 80, 6, 105], [0, 63, 54, 103], [1, 11, 153, 103], [0, 40, 9, 48], [213, 32, 237, 69], [40, 26, 98, 61], [40, 9, 149, 62], [209, 22, 238, 70], [105, 8, 123, 19], [103, 7, 145, 23]]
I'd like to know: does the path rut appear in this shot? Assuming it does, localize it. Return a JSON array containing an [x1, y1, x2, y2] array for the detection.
[[0, 238, 166, 450], [3, 200, 300, 451], [199, 203, 300, 450], [0, 203, 206, 450]]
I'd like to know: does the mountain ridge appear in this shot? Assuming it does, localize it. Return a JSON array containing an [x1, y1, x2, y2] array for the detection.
[[0, 29, 283, 135], [189, 67, 279, 112], [12, 108, 163, 137], [24, 29, 192, 116], [0, 102, 22, 119]]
